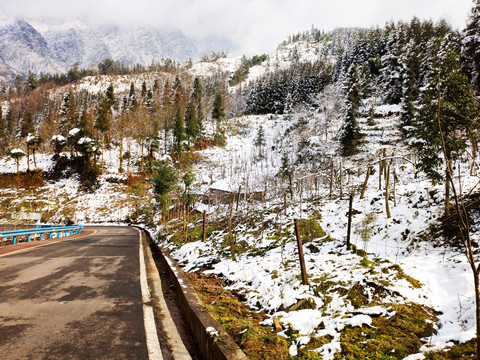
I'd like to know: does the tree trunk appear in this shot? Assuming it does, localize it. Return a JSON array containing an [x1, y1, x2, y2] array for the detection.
[[289, 173, 294, 199], [119, 134, 124, 173], [27, 146, 30, 172], [360, 166, 371, 199], [445, 161, 451, 216], [33, 148, 37, 170]]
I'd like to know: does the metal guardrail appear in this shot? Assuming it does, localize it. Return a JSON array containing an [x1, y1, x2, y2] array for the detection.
[[0, 225, 84, 245]]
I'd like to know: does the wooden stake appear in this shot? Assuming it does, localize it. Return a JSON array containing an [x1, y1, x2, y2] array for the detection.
[[385, 165, 391, 219], [329, 161, 334, 199], [294, 219, 308, 285], [360, 166, 371, 199], [202, 210, 206, 242], [347, 194, 353, 250], [228, 193, 236, 261]]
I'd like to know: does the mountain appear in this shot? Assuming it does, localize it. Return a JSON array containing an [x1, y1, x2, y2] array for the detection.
[[37, 20, 111, 70], [97, 25, 199, 66], [0, 18, 62, 80], [0, 13, 234, 81]]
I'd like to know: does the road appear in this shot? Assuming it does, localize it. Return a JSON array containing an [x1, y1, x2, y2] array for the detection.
[[0, 226, 198, 360]]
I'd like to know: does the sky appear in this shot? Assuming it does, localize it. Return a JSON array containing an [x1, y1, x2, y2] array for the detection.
[[0, 0, 474, 56]]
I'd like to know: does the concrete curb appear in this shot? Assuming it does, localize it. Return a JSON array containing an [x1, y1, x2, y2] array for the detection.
[[142, 230, 248, 360]]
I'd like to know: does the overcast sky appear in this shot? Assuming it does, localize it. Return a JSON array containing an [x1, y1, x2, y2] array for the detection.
[[0, 0, 474, 55]]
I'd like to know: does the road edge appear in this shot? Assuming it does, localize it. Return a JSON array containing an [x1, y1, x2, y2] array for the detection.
[[142, 229, 249, 360]]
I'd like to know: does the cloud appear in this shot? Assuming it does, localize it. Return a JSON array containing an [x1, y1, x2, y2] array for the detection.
[[0, 0, 473, 55]]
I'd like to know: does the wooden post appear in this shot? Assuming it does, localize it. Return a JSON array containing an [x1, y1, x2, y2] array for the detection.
[[346, 194, 353, 250], [385, 165, 391, 219], [378, 156, 382, 190], [228, 193, 236, 261], [339, 162, 343, 199], [202, 210, 206, 242], [294, 219, 308, 285], [329, 161, 334, 199], [359, 166, 371, 199]]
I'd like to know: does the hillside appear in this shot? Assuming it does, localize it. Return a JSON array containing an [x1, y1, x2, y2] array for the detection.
[[1, 13, 480, 359]]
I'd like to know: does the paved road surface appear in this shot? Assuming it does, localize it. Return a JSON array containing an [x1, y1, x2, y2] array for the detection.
[[0, 226, 154, 359]]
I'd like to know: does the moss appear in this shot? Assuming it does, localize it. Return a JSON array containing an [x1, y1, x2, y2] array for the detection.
[[186, 271, 290, 360], [298, 218, 326, 243], [424, 338, 476, 359], [388, 264, 422, 288], [338, 303, 437, 359]]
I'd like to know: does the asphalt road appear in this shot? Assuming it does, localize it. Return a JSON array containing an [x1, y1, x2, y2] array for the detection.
[[0, 226, 149, 360]]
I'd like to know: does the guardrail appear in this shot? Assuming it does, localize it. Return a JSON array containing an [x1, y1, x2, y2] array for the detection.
[[0, 225, 84, 245]]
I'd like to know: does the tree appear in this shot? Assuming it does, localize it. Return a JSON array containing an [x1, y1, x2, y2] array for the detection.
[[255, 125, 266, 157], [463, 0, 480, 92], [152, 161, 178, 223], [212, 91, 225, 132], [59, 91, 78, 136], [340, 65, 361, 155], [51, 135, 66, 157], [10, 149, 25, 174], [191, 78, 204, 136], [27, 71, 38, 91], [400, 40, 421, 131], [173, 106, 185, 154], [184, 100, 198, 142], [128, 83, 138, 111], [412, 35, 480, 215], [27, 133, 42, 170]]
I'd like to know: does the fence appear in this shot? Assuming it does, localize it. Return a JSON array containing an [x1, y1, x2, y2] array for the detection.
[[0, 225, 84, 245]]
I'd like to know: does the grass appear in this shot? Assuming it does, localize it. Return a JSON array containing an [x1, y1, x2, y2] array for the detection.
[[185, 271, 290, 360]]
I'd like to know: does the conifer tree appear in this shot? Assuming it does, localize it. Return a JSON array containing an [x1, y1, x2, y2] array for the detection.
[[128, 83, 138, 111], [412, 35, 480, 214], [340, 64, 361, 155], [173, 106, 185, 154], [400, 40, 421, 131], [184, 100, 198, 142], [59, 91, 78, 136], [192, 78, 204, 135], [212, 91, 225, 132], [463, 0, 480, 92]]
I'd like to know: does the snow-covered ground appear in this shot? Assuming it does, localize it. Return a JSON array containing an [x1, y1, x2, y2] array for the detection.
[[2, 92, 479, 359]]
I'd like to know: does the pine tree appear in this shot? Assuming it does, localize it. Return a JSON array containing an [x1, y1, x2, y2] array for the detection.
[[184, 100, 198, 142], [141, 81, 147, 100], [255, 125, 266, 157], [340, 65, 361, 155], [59, 91, 78, 136], [400, 40, 421, 131], [192, 78, 204, 135], [128, 83, 138, 111], [463, 0, 480, 92], [412, 34, 479, 214], [212, 92, 225, 132], [173, 106, 185, 154]]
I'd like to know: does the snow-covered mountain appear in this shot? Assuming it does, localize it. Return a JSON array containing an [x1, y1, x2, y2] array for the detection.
[[0, 18, 63, 80], [36, 20, 111, 70], [0, 14, 234, 81], [97, 25, 198, 66]]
